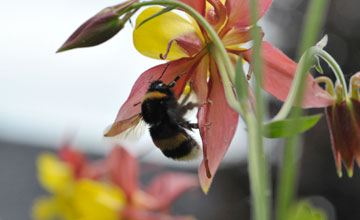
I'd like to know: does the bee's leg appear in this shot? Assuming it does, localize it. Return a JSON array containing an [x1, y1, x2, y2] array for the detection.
[[168, 72, 187, 88], [177, 102, 199, 117], [179, 90, 192, 106], [189, 123, 199, 129], [178, 120, 199, 130]]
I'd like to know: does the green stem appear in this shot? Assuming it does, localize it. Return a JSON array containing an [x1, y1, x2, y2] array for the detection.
[[273, 51, 311, 121], [275, 136, 300, 220], [246, 112, 270, 220], [316, 48, 348, 97], [211, 45, 243, 114], [248, 0, 270, 220], [275, 1, 328, 220], [273, 46, 346, 121]]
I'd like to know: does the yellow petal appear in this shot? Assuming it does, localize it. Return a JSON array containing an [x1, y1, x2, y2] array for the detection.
[[133, 7, 203, 60], [37, 153, 73, 194], [31, 197, 57, 220], [32, 195, 77, 220], [73, 179, 126, 220]]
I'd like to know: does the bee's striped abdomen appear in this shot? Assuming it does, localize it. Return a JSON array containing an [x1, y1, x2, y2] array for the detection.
[[150, 124, 200, 160]]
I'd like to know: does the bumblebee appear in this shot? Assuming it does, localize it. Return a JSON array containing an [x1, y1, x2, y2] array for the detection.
[[140, 65, 201, 160], [105, 64, 201, 160]]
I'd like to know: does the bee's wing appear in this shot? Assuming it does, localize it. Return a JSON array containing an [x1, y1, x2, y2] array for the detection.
[[103, 114, 146, 141]]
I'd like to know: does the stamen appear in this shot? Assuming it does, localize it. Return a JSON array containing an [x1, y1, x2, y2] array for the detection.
[[160, 39, 175, 60], [205, 158, 212, 178], [350, 72, 360, 100], [335, 82, 345, 103], [201, 123, 212, 179], [315, 76, 335, 97]]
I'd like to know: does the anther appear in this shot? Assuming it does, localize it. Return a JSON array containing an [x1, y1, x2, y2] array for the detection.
[[205, 158, 212, 178]]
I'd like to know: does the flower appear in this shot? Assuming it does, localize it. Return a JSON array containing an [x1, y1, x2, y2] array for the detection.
[[57, 0, 139, 52], [317, 72, 360, 177], [32, 144, 198, 220], [104, 0, 333, 193]]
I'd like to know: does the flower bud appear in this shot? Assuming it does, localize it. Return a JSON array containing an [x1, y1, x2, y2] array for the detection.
[[57, 0, 138, 52]]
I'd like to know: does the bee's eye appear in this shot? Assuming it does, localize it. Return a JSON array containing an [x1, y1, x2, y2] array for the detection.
[[157, 83, 164, 88]]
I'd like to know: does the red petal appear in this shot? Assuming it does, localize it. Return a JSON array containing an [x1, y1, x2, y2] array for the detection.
[[351, 99, 360, 165], [222, 25, 251, 46], [243, 41, 335, 108], [191, 55, 209, 104], [104, 58, 196, 137], [225, 0, 272, 28], [178, 0, 206, 16], [81, 160, 108, 180], [197, 58, 239, 193], [122, 207, 194, 220], [205, 0, 227, 32], [144, 172, 198, 210], [175, 33, 203, 57], [108, 147, 139, 199], [58, 144, 88, 179], [326, 99, 360, 176]]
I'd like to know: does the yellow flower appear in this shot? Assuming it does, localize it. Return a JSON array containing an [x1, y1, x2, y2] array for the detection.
[[73, 179, 126, 220], [32, 153, 126, 220], [33, 146, 197, 220], [37, 153, 73, 194]]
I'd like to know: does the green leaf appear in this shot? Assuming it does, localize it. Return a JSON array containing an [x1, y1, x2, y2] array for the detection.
[[264, 114, 322, 138], [286, 200, 327, 220], [234, 57, 249, 108], [136, 6, 176, 28]]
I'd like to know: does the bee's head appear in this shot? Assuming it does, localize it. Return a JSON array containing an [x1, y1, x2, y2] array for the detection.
[[148, 80, 168, 92]]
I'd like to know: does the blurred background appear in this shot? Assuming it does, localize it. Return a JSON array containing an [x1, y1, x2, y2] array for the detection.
[[1, 0, 360, 219]]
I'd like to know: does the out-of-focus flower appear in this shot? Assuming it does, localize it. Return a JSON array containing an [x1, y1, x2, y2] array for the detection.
[[57, 0, 139, 52], [32, 144, 197, 220], [104, 0, 333, 193], [317, 72, 360, 177]]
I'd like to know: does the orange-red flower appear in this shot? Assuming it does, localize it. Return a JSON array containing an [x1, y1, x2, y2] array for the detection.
[[320, 72, 360, 177], [104, 0, 333, 193], [33, 144, 197, 220]]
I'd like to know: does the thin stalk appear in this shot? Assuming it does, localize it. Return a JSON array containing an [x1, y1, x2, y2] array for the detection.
[[246, 113, 270, 220], [248, 0, 270, 220], [273, 52, 310, 121], [274, 51, 313, 220], [316, 48, 348, 97], [273, 47, 345, 121], [275, 1, 327, 220], [211, 45, 243, 114]]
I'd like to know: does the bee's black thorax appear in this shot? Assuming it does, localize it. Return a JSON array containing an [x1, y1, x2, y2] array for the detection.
[[141, 80, 177, 125]]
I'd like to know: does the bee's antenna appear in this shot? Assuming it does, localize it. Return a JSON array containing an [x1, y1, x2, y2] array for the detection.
[[158, 63, 170, 81], [168, 71, 187, 88]]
